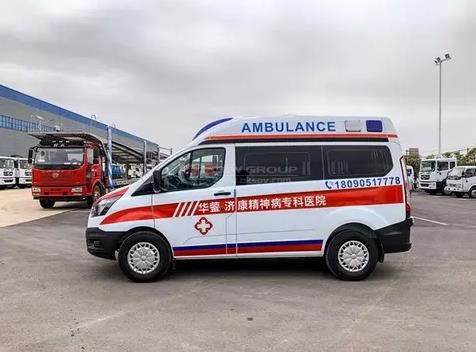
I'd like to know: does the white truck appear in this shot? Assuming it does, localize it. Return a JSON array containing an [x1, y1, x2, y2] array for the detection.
[[419, 157, 457, 195], [445, 166, 476, 198], [0, 156, 15, 189], [13, 157, 32, 188]]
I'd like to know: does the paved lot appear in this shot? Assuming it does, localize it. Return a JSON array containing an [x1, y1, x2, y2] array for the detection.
[[0, 188, 85, 228], [0, 192, 475, 352]]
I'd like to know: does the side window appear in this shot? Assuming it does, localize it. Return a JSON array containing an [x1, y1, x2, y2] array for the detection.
[[438, 162, 449, 171], [450, 162, 456, 169], [236, 146, 322, 185], [93, 148, 100, 164], [323, 146, 393, 179], [466, 168, 476, 178], [160, 148, 225, 192], [87, 149, 94, 165]]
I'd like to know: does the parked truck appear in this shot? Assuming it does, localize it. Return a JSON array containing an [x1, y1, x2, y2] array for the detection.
[[13, 157, 32, 188], [445, 166, 476, 198], [419, 157, 457, 195], [0, 156, 15, 189], [28, 132, 168, 209]]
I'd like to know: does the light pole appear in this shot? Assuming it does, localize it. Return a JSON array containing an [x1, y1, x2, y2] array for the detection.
[[434, 53, 451, 157]]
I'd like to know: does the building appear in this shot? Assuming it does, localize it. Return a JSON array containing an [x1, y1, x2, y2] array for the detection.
[[0, 84, 161, 158]]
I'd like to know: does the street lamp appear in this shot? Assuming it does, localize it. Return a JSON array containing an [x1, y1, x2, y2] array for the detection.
[[434, 53, 451, 157]]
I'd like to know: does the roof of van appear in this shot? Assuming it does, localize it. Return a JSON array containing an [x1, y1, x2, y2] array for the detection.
[[190, 115, 398, 146]]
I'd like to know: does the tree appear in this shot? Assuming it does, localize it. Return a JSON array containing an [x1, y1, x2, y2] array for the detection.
[[405, 154, 421, 175]]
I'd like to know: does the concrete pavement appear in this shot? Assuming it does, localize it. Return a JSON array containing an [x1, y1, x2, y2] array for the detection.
[[0, 191, 475, 351]]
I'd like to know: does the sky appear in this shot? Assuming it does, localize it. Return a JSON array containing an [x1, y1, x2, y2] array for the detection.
[[0, 0, 475, 155]]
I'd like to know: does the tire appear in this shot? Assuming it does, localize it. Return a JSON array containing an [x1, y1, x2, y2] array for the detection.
[[455, 193, 464, 198], [118, 231, 172, 282], [325, 230, 379, 281], [469, 187, 476, 199], [18, 184, 26, 189], [39, 199, 55, 209], [428, 190, 437, 195], [87, 184, 103, 207]]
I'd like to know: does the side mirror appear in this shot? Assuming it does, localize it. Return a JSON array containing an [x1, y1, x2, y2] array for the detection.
[[28, 148, 34, 164], [152, 169, 162, 192]]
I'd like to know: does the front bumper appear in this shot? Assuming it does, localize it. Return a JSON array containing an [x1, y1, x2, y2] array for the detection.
[[445, 186, 463, 193], [86, 227, 125, 260], [18, 177, 32, 184], [375, 217, 413, 253], [32, 185, 90, 200], [419, 181, 436, 190], [0, 177, 15, 185]]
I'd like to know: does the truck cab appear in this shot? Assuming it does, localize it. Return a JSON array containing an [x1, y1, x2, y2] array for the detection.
[[445, 166, 476, 198], [30, 140, 105, 208], [0, 156, 15, 189], [14, 158, 32, 188], [419, 157, 456, 195]]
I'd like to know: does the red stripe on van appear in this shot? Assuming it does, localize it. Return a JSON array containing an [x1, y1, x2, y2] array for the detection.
[[100, 203, 178, 225], [206, 133, 398, 141], [101, 185, 403, 225]]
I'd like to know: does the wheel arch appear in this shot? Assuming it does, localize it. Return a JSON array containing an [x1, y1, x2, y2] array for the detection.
[[117, 226, 173, 259], [324, 222, 384, 262]]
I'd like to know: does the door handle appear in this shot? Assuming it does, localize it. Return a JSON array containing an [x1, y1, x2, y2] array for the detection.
[[214, 191, 231, 196]]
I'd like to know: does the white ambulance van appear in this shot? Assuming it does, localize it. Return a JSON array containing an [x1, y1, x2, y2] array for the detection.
[[445, 166, 476, 198], [86, 116, 412, 282]]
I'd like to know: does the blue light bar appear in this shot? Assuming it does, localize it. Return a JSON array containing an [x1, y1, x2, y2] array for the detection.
[[366, 120, 383, 132]]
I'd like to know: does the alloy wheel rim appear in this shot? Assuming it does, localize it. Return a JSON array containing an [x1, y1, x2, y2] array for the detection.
[[338, 240, 369, 273], [128, 242, 160, 274]]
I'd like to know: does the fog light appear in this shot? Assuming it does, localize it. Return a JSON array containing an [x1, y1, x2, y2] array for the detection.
[[71, 187, 82, 193], [32, 187, 41, 193]]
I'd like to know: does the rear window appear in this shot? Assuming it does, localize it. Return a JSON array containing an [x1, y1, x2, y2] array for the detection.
[[323, 146, 393, 179]]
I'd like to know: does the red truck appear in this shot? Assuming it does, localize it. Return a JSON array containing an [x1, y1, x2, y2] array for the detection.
[[28, 132, 161, 209]]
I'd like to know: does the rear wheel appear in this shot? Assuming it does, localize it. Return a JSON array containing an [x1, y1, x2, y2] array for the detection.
[[39, 199, 55, 209], [325, 230, 378, 281], [118, 231, 172, 282], [469, 187, 476, 199], [87, 184, 103, 207]]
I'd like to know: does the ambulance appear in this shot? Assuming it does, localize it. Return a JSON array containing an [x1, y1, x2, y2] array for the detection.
[[86, 116, 412, 282]]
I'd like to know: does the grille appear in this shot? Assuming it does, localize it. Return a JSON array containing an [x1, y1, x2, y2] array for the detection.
[[420, 174, 430, 180], [3, 171, 13, 176]]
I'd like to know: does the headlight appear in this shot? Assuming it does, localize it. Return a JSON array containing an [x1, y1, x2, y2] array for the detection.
[[32, 187, 41, 193], [71, 187, 82, 193], [90, 196, 121, 217]]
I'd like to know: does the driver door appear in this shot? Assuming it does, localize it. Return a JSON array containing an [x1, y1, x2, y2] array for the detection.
[[152, 146, 236, 258]]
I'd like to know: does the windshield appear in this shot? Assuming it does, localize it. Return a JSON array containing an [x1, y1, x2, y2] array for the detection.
[[0, 158, 14, 169], [18, 160, 31, 169], [447, 167, 464, 179], [35, 148, 84, 167], [420, 161, 435, 172]]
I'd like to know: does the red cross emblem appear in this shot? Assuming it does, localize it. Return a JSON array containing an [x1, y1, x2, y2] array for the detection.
[[194, 217, 213, 236]]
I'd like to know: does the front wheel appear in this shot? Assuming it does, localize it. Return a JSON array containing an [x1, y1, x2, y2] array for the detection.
[[118, 231, 172, 282], [469, 187, 476, 199], [325, 230, 378, 281], [86, 184, 103, 207], [39, 199, 55, 209]]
